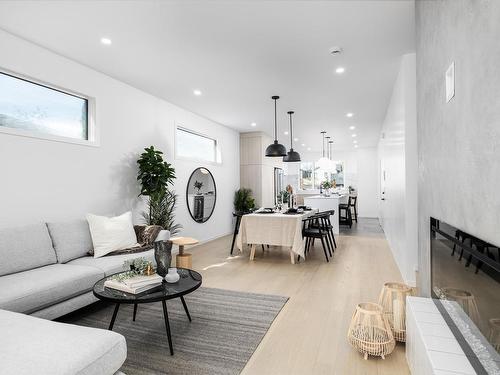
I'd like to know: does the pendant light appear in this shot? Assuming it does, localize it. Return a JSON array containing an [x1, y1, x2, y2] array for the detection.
[[329, 140, 337, 174], [265, 95, 287, 157], [317, 131, 330, 170], [325, 136, 333, 172], [283, 111, 301, 162]]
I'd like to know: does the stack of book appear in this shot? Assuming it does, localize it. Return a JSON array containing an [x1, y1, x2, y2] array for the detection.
[[104, 274, 163, 294]]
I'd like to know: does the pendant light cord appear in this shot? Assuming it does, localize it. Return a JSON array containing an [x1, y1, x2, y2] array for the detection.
[[321, 131, 326, 157], [289, 112, 293, 148], [274, 98, 277, 141]]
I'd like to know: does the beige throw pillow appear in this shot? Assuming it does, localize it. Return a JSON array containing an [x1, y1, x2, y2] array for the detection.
[[86, 212, 139, 258]]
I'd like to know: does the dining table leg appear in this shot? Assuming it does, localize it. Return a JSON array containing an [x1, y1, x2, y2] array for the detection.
[[249, 244, 256, 260], [290, 249, 295, 264]]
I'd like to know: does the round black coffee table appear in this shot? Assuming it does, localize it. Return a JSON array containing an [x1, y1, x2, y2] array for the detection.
[[93, 268, 202, 355]]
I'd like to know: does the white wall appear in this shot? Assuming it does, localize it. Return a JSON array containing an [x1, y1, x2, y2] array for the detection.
[[0, 30, 240, 242], [416, 1, 500, 295], [378, 53, 417, 285], [285, 147, 379, 218]]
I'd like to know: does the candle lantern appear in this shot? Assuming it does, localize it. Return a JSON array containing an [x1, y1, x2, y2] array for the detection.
[[378, 282, 414, 342]]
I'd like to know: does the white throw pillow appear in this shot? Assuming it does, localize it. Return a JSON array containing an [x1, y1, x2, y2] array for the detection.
[[86, 212, 139, 258]]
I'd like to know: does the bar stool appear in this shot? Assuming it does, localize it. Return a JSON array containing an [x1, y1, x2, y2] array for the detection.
[[350, 195, 358, 222], [339, 196, 353, 228]]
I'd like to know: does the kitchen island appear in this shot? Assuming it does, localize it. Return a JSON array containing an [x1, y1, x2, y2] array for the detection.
[[303, 194, 349, 234]]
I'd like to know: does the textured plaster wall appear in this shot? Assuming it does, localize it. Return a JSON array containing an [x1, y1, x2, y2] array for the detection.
[[416, 0, 500, 295]]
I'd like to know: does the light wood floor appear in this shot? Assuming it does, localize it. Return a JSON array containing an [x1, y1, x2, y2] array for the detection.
[[187, 219, 410, 375]]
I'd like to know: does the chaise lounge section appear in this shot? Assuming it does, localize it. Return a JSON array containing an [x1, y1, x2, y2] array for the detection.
[[0, 309, 127, 375]]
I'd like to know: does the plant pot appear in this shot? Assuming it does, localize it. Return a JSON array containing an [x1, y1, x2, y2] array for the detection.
[[154, 240, 173, 279]]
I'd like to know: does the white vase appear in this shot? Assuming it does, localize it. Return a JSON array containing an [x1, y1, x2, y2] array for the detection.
[[165, 268, 180, 283]]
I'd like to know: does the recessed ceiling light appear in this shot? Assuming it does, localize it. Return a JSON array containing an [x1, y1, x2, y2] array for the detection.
[[100, 37, 112, 45], [301, 143, 305, 147], [346, 112, 354, 118], [354, 144, 359, 148], [284, 131, 289, 135], [349, 125, 356, 130], [335, 67, 345, 74], [294, 137, 299, 142], [352, 134, 357, 137], [307, 147, 311, 151], [193, 89, 202, 96], [251, 122, 257, 127], [353, 140, 358, 144]]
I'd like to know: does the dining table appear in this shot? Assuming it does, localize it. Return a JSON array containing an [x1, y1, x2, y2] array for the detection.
[[236, 208, 318, 264]]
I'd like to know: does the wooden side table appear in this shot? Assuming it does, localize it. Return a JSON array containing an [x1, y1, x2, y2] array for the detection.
[[171, 237, 199, 269]]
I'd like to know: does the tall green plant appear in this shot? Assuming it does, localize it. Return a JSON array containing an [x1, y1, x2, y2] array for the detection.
[[137, 146, 181, 234], [233, 188, 255, 213], [137, 146, 175, 198]]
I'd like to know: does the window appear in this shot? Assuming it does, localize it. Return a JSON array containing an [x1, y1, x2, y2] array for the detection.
[[0, 70, 94, 144], [300, 162, 314, 190], [176, 126, 220, 163], [299, 161, 345, 190]]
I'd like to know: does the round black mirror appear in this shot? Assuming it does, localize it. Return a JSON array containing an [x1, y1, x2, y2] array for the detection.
[[186, 167, 216, 223]]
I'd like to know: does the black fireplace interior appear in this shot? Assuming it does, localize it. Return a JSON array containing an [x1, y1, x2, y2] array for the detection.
[[431, 218, 500, 373]]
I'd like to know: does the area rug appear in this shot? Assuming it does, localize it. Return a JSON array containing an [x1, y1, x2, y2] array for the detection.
[[60, 288, 288, 375]]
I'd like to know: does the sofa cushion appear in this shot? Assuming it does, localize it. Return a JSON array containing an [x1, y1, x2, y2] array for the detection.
[[86, 211, 139, 258], [0, 223, 57, 276], [47, 220, 94, 263], [0, 264, 104, 314], [68, 249, 155, 276], [0, 309, 126, 375]]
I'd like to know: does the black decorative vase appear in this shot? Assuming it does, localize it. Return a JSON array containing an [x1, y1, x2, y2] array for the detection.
[[154, 240, 173, 279]]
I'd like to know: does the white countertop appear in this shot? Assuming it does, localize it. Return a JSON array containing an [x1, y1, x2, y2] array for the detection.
[[305, 194, 347, 199]]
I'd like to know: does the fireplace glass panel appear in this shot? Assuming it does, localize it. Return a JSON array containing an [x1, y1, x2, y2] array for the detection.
[[431, 218, 500, 373]]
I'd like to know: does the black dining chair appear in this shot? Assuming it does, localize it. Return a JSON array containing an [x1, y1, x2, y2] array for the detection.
[[310, 210, 337, 252], [230, 212, 244, 255], [302, 213, 332, 262]]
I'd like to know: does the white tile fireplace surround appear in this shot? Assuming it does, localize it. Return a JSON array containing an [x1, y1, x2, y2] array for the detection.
[[406, 297, 500, 375]]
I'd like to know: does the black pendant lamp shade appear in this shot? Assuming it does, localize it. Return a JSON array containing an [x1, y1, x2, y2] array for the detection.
[[265, 95, 287, 157], [283, 111, 301, 162]]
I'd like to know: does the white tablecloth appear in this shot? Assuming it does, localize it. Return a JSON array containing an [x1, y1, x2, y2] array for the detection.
[[236, 210, 317, 260]]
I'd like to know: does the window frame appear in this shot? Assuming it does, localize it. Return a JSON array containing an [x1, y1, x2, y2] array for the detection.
[[175, 125, 221, 165], [0, 67, 98, 147]]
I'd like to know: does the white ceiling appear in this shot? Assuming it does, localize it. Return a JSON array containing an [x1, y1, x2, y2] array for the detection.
[[0, 0, 415, 151]]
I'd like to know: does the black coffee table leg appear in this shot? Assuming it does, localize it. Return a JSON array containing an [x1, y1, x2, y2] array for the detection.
[[109, 303, 120, 330], [133, 303, 138, 321], [180, 295, 192, 322], [161, 300, 174, 355]]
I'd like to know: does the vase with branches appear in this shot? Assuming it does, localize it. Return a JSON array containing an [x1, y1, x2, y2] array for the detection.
[[137, 146, 181, 236]]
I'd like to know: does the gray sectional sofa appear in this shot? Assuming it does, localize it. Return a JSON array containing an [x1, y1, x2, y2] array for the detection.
[[0, 219, 168, 375], [0, 219, 165, 319]]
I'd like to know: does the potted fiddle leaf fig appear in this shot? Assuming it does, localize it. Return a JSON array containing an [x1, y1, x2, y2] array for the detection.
[[137, 146, 181, 236]]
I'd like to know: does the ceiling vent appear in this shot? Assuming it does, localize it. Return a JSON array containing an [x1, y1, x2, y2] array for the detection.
[[329, 46, 343, 55]]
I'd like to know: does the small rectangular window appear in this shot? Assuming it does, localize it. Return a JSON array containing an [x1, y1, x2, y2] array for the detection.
[[176, 126, 220, 164], [0, 70, 93, 144]]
